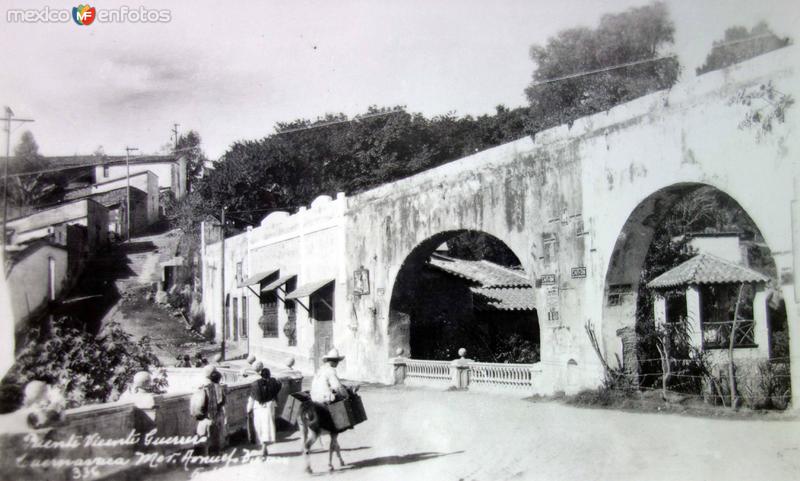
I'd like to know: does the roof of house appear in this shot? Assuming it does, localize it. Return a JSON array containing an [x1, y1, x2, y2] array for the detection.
[[61, 185, 147, 204], [470, 286, 537, 311], [647, 253, 770, 289], [45, 154, 178, 169], [5, 237, 67, 275], [427, 253, 530, 287], [6, 154, 180, 177]]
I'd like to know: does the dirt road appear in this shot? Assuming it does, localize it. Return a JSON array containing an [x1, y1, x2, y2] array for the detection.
[[153, 385, 800, 481]]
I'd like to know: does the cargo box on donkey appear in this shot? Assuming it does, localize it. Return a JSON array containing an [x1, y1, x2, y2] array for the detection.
[[281, 390, 367, 430]]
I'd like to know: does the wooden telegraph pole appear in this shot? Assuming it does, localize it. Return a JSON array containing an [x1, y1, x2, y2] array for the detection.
[[2, 107, 34, 251], [124, 146, 138, 241]]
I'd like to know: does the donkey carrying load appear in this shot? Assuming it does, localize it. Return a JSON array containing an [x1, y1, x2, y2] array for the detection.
[[282, 386, 367, 473]]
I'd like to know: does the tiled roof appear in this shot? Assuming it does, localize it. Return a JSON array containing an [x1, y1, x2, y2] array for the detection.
[[428, 254, 530, 287], [471, 287, 537, 311], [647, 253, 769, 289]]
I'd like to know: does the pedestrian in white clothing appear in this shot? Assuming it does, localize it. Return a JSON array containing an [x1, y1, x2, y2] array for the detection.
[[247, 367, 283, 457]]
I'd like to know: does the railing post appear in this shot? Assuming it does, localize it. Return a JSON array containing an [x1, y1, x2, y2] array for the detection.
[[450, 348, 473, 390], [528, 363, 542, 395], [390, 348, 408, 385]]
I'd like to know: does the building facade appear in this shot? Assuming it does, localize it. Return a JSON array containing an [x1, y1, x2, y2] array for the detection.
[[202, 194, 347, 374]]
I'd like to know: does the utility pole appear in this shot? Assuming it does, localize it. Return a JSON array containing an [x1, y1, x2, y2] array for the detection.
[[2, 107, 34, 251], [171, 123, 180, 152], [124, 146, 138, 241], [220, 206, 226, 360]]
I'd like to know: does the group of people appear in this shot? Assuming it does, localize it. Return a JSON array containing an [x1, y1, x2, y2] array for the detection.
[[191, 349, 353, 462], [175, 352, 211, 368], [2, 380, 67, 432], [191, 355, 284, 458], [8, 348, 354, 470]]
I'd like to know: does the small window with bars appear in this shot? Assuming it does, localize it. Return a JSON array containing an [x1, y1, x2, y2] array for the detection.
[[607, 284, 632, 306], [258, 292, 279, 338]]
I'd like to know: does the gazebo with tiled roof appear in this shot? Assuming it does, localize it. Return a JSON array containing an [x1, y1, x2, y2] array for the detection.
[[647, 253, 770, 357]]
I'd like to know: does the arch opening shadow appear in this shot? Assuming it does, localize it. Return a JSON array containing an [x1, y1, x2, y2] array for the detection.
[[388, 230, 539, 363], [603, 183, 790, 408]]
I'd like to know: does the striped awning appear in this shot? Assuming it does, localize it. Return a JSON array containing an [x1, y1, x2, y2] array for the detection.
[[237, 268, 279, 288], [285, 278, 334, 299], [261, 274, 297, 293]]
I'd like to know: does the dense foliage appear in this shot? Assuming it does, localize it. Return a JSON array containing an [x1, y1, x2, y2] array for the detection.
[[524, 1, 679, 132], [5, 131, 66, 215], [697, 22, 790, 75], [0, 317, 165, 412], [189, 105, 529, 227]]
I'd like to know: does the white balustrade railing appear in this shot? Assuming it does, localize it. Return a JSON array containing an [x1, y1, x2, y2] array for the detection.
[[405, 359, 451, 384], [391, 348, 539, 394], [469, 362, 535, 391]]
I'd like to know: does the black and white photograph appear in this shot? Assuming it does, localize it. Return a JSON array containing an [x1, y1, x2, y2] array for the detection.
[[0, 1, 799, 479]]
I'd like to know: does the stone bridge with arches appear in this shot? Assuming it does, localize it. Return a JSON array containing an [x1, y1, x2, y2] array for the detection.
[[337, 46, 800, 402]]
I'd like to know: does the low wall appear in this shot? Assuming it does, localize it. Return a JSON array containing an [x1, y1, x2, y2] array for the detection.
[[0, 370, 303, 481]]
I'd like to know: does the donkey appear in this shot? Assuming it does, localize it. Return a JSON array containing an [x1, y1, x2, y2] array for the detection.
[[297, 402, 346, 473], [294, 384, 359, 473]]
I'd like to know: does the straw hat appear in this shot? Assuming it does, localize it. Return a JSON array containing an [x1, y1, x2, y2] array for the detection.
[[322, 348, 345, 362]]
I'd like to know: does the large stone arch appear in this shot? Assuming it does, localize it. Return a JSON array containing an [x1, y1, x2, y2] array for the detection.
[[600, 181, 789, 382], [386, 229, 536, 359]]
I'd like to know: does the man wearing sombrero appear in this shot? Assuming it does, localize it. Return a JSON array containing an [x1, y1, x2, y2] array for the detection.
[[310, 348, 347, 404]]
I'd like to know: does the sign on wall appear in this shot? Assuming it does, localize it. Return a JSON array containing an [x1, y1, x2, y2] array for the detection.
[[540, 274, 557, 285], [571, 267, 587, 279], [353, 266, 370, 296]]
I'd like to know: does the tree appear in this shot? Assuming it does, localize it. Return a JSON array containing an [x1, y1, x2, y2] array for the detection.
[[697, 22, 791, 75], [525, 1, 680, 133], [0, 316, 165, 412], [175, 130, 208, 192], [196, 105, 530, 227], [8, 131, 60, 211]]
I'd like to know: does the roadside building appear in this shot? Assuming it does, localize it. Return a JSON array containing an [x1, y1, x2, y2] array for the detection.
[[202, 194, 346, 374], [64, 170, 160, 226], [648, 253, 771, 361], [93, 154, 187, 201], [6, 198, 109, 252], [67, 186, 149, 240], [4, 239, 69, 345]]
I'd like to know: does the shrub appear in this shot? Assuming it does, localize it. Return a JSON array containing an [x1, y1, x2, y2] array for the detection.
[[201, 323, 216, 341], [0, 316, 164, 412]]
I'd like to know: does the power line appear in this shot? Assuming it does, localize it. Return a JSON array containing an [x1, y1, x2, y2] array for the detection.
[[529, 54, 677, 88], [273, 108, 406, 136], [6, 153, 185, 178], [529, 33, 787, 89], [2, 108, 35, 250]]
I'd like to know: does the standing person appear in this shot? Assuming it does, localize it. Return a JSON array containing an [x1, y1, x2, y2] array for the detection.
[[244, 361, 263, 443], [191, 365, 227, 455], [193, 353, 207, 368], [240, 354, 258, 377], [301, 348, 352, 473], [119, 371, 155, 409], [310, 348, 348, 404], [246, 368, 283, 458]]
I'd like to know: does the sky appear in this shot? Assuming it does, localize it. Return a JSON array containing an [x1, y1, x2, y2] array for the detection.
[[0, 0, 797, 160]]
